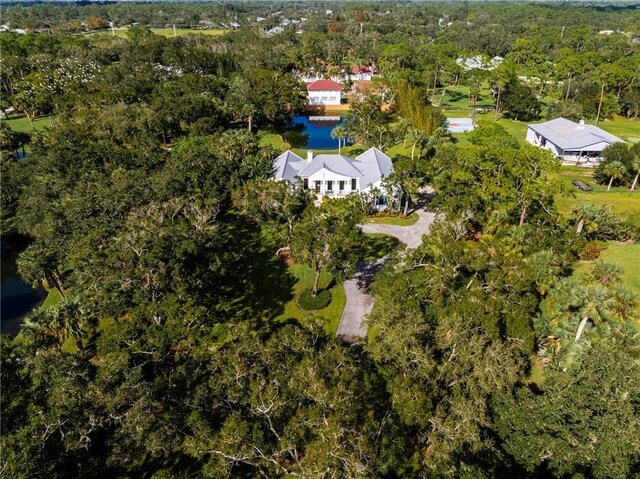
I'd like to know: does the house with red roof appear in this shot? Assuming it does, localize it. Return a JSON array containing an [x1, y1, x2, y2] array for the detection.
[[307, 79, 343, 106]]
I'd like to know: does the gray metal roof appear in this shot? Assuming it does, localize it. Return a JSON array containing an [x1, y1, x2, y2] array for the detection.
[[297, 154, 364, 178], [274, 151, 304, 181], [273, 148, 394, 187], [528, 118, 624, 150], [355, 147, 393, 188]]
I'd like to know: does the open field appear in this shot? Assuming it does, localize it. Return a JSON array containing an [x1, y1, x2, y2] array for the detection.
[[573, 242, 640, 294], [553, 166, 640, 226], [85, 27, 227, 38], [2, 115, 50, 133]]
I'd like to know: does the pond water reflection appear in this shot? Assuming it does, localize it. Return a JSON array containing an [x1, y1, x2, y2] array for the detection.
[[283, 115, 346, 150], [1, 237, 46, 335]]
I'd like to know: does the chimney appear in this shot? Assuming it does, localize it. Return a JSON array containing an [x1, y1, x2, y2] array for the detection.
[[307, 150, 313, 162], [577, 119, 585, 129]]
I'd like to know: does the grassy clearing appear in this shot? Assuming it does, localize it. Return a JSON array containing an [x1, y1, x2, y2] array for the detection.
[[257, 130, 290, 150], [552, 166, 640, 226], [2, 115, 50, 133], [572, 242, 640, 294], [596, 116, 640, 143], [362, 233, 400, 260], [85, 27, 227, 38], [41, 288, 63, 309], [440, 84, 495, 110], [274, 263, 346, 335], [366, 213, 418, 226]]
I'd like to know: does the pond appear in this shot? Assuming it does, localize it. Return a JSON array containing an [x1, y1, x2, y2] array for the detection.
[[283, 115, 347, 150], [1, 237, 46, 335]]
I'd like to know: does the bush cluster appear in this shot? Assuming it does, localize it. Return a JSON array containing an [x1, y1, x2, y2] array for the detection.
[[297, 289, 332, 311], [579, 241, 606, 261]]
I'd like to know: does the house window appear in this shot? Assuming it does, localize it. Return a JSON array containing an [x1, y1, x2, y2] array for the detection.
[[339, 181, 345, 191], [315, 181, 321, 193], [351, 178, 357, 191], [303, 178, 308, 189], [327, 180, 333, 192]]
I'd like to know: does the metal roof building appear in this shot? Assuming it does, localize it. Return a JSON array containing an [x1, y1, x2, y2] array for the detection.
[[526, 117, 624, 166]]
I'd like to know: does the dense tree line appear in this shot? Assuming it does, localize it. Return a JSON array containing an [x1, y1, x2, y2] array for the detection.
[[1, 4, 640, 478]]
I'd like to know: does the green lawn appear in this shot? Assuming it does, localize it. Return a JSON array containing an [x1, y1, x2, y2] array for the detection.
[[573, 242, 640, 294], [274, 263, 346, 335], [362, 233, 400, 260], [257, 130, 290, 149], [366, 213, 418, 226], [440, 84, 495, 110], [85, 27, 227, 38], [553, 166, 640, 226], [2, 115, 50, 133], [41, 288, 63, 309], [596, 116, 640, 143]]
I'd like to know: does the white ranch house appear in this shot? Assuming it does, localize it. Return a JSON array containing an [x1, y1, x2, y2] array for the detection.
[[306, 79, 343, 106], [526, 118, 624, 166], [274, 148, 393, 206]]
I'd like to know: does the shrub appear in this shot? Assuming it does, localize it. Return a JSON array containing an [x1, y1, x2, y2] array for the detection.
[[297, 288, 332, 311], [579, 241, 606, 261]]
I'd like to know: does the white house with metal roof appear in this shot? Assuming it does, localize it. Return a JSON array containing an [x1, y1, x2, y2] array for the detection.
[[526, 118, 624, 166], [274, 148, 393, 202]]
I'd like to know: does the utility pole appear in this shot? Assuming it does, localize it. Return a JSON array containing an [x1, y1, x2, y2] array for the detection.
[[173, 24, 177, 37]]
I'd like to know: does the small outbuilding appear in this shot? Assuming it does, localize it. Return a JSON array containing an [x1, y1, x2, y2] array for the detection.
[[526, 117, 624, 166], [307, 79, 343, 106]]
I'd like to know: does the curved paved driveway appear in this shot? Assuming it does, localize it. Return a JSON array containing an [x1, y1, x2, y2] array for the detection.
[[336, 208, 435, 342], [360, 209, 436, 248]]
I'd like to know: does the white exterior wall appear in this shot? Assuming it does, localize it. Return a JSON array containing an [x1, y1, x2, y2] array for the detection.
[[525, 127, 538, 145], [305, 169, 358, 197], [307, 90, 341, 106]]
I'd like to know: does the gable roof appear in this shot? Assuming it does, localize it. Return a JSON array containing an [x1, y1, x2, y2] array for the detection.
[[274, 150, 304, 181], [297, 154, 363, 178], [528, 118, 624, 150], [273, 148, 394, 189], [307, 79, 343, 92], [355, 147, 393, 188]]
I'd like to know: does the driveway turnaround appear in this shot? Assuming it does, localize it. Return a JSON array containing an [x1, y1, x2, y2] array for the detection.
[[360, 208, 436, 248], [336, 208, 435, 342]]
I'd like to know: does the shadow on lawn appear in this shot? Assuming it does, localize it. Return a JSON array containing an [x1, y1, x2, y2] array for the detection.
[[227, 219, 298, 330]]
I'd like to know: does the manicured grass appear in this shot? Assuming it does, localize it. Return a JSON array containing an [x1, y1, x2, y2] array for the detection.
[[85, 27, 227, 38], [596, 115, 640, 143], [552, 166, 640, 227], [441, 84, 495, 110], [572, 242, 640, 294], [366, 213, 418, 226], [274, 263, 346, 335], [361, 233, 400, 260], [441, 108, 476, 118], [2, 115, 50, 133], [257, 130, 290, 150]]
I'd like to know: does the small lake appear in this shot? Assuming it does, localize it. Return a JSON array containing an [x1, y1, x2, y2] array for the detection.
[[1, 237, 46, 335], [283, 115, 346, 150]]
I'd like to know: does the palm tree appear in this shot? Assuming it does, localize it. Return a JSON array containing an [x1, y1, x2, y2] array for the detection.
[[629, 157, 640, 191], [602, 161, 626, 191], [543, 261, 638, 370], [331, 125, 348, 154], [57, 296, 87, 352]]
